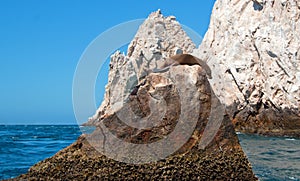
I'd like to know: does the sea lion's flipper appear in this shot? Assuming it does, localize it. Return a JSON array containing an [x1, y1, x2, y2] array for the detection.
[[152, 62, 176, 73]]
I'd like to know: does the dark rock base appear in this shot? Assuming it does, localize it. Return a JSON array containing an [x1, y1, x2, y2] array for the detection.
[[10, 135, 256, 181], [232, 105, 300, 138]]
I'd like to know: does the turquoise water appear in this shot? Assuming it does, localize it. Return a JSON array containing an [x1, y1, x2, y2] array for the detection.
[[0, 125, 299, 180]]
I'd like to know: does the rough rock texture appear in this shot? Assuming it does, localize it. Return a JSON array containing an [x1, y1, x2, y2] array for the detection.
[[13, 132, 256, 180], [12, 11, 258, 180], [194, 0, 300, 137], [12, 64, 256, 180], [87, 10, 196, 125]]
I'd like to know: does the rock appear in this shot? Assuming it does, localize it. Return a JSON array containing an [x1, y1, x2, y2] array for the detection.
[[194, 0, 300, 137], [12, 60, 257, 180], [86, 10, 196, 125], [11, 10, 257, 180], [12, 131, 256, 180]]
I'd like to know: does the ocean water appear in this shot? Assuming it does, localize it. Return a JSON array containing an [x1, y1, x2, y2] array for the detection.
[[238, 133, 300, 181], [0, 125, 82, 180], [0, 125, 299, 180]]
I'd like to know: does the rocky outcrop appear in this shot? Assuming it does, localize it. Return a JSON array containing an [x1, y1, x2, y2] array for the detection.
[[13, 61, 256, 180], [194, 0, 300, 137], [87, 10, 196, 125], [12, 10, 257, 180], [13, 130, 256, 180]]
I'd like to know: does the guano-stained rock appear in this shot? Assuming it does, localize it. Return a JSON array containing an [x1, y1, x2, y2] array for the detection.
[[194, 0, 300, 137]]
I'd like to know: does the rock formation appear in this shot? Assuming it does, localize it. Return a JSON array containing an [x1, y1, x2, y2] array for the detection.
[[12, 10, 257, 180], [194, 0, 300, 137], [13, 55, 256, 180], [87, 10, 196, 125]]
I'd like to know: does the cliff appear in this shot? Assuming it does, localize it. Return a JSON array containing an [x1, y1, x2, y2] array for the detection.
[[194, 0, 300, 137]]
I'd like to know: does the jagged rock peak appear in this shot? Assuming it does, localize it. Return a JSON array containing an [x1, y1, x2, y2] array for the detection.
[[88, 10, 196, 124], [148, 9, 163, 18], [127, 9, 195, 59]]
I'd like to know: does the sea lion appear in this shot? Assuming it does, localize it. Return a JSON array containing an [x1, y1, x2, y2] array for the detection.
[[153, 54, 212, 79]]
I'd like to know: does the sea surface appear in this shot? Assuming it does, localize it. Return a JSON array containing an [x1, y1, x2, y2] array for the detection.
[[238, 133, 300, 181], [0, 125, 299, 180]]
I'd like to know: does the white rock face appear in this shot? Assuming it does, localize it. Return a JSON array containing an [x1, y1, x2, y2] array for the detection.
[[194, 0, 300, 115], [88, 10, 196, 124], [192, 0, 300, 136], [87, 5, 300, 136]]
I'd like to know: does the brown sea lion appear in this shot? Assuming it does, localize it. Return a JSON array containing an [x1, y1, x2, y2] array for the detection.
[[153, 54, 212, 79]]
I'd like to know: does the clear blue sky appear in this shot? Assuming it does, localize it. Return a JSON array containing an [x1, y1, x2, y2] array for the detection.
[[0, 0, 216, 125]]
